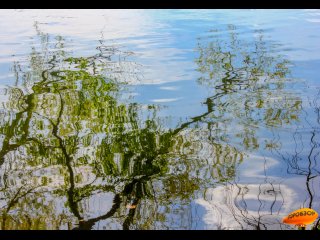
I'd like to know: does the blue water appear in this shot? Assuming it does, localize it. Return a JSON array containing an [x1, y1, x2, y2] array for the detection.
[[0, 9, 319, 230]]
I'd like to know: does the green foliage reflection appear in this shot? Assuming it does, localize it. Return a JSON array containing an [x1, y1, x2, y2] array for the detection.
[[0, 26, 242, 230]]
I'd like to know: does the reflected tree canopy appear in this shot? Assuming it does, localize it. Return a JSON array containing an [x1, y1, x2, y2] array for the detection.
[[193, 25, 319, 230], [195, 25, 301, 151], [0, 23, 316, 230], [0, 24, 243, 230]]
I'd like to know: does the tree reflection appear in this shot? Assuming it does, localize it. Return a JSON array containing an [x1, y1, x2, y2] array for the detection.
[[0, 22, 315, 230], [194, 25, 319, 230], [273, 90, 320, 229], [195, 25, 301, 150], [0, 24, 243, 230]]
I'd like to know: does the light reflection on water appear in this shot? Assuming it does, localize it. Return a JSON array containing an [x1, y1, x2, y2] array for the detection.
[[0, 9, 319, 230]]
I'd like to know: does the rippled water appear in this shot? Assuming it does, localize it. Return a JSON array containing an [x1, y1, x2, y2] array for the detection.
[[0, 9, 319, 230]]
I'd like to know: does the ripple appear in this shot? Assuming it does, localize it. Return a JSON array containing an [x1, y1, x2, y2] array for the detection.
[[151, 97, 182, 103], [159, 86, 180, 91]]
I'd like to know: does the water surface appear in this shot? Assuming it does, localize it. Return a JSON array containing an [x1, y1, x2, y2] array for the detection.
[[0, 9, 319, 230]]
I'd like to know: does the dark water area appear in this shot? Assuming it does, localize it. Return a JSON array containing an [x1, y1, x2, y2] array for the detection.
[[0, 9, 319, 229]]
